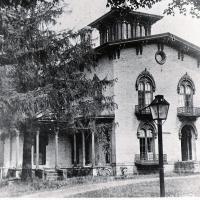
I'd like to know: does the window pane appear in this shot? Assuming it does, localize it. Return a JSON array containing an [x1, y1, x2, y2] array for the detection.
[[145, 92, 151, 105], [147, 138, 153, 152], [141, 26, 145, 37], [132, 23, 136, 37], [138, 129, 145, 138], [136, 23, 140, 37], [128, 24, 131, 38], [118, 23, 122, 39], [138, 83, 144, 91], [140, 138, 145, 156], [178, 95, 184, 107], [122, 22, 127, 39], [186, 86, 192, 95], [185, 94, 192, 107], [145, 83, 151, 91], [146, 129, 153, 138], [138, 91, 145, 107], [180, 86, 184, 94]]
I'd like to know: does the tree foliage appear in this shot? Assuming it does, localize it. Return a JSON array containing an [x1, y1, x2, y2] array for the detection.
[[165, 0, 200, 18], [0, 0, 116, 180], [0, 1, 115, 126], [0, 0, 59, 8], [107, 0, 200, 18]]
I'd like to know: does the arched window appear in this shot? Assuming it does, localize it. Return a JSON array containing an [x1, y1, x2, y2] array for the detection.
[[137, 122, 156, 161], [136, 69, 156, 108], [178, 73, 195, 107]]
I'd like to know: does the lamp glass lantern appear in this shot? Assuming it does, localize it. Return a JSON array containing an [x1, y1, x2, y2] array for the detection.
[[149, 95, 170, 121]]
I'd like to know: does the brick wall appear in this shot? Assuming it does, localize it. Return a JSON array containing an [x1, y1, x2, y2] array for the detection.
[[96, 43, 200, 174]]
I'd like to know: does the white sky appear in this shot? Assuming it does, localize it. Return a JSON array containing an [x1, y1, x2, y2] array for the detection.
[[56, 0, 200, 47]]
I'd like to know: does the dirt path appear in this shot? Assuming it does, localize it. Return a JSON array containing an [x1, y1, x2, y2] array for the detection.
[[21, 174, 200, 198]]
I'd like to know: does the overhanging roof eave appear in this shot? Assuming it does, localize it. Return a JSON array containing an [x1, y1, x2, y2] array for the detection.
[[95, 32, 200, 58], [88, 9, 163, 28]]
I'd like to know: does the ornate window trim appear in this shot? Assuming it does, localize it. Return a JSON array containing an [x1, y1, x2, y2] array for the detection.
[[179, 122, 198, 140], [177, 73, 195, 94], [135, 68, 156, 92], [137, 121, 157, 139]]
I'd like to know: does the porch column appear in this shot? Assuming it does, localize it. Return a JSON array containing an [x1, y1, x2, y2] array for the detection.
[[36, 129, 40, 169], [31, 145, 34, 167], [91, 120, 96, 167], [144, 132, 148, 160], [82, 132, 85, 167], [15, 130, 20, 168], [73, 133, 77, 165], [111, 121, 116, 164], [55, 128, 59, 168], [9, 133, 12, 167], [153, 135, 156, 160], [193, 138, 197, 161]]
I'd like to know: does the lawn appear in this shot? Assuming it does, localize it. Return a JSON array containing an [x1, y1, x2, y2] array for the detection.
[[0, 173, 160, 197], [0, 173, 199, 197], [70, 176, 200, 197]]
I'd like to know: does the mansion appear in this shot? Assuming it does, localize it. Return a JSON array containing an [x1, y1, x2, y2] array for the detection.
[[1, 8, 200, 179]]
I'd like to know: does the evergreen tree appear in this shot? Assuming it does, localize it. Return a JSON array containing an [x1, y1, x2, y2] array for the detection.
[[0, 0, 115, 180]]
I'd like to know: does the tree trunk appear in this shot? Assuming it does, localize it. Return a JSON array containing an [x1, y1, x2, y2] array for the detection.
[[21, 122, 33, 181]]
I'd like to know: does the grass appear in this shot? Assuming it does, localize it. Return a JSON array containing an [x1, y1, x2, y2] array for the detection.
[[0, 172, 198, 197], [70, 176, 200, 197]]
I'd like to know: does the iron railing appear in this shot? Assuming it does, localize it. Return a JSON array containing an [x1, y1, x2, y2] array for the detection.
[[177, 107, 200, 117], [135, 105, 151, 115], [135, 153, 167, 165]]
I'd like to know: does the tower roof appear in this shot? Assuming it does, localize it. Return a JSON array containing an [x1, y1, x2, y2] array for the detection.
[[88, 9, 163, 29]]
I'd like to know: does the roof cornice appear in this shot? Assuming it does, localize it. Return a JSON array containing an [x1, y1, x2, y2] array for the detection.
[[95, 32, 200, 59], [88, 9, 163, 28]]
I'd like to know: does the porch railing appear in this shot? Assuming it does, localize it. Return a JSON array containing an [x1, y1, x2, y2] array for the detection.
[[177, 107, 200, 118], [135, 153, 167, 165]]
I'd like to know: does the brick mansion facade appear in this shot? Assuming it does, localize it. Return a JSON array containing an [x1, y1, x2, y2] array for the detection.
[[1, 8, 200, 179]]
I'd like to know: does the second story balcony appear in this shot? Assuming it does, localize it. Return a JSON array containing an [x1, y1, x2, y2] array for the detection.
[[135, 105, 152, 120], [177, 107, 200, 119], [135, 153, 167, 166]]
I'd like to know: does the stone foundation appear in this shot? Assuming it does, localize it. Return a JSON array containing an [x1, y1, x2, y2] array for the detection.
[[174, 161, 200, 173]]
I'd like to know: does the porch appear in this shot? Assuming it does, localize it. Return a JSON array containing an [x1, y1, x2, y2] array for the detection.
[[31, 117, 115, 180]]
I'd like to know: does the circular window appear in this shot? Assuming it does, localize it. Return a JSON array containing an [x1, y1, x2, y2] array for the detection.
[[155, 51, 166, 65]]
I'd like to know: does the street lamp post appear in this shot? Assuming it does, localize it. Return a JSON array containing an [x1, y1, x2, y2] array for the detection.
[[149, 95, 170, 197]]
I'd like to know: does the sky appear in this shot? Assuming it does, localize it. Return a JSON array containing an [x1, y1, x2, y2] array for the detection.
[[56, 0, 200, 47]]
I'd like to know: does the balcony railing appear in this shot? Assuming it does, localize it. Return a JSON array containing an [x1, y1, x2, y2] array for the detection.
[[135, 105, 152, 119], [177, 107, 200, 118], [135, 153, 167, 165], [135, 105, 151, 114]]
